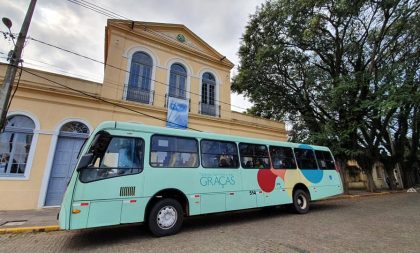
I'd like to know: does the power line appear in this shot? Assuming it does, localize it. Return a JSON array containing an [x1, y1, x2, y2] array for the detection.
[[63, 0, 251, 113], [25, 34, 216, 84], [67, 0, 125, 19], [20, 66, 202, 131], [7, 56, 292, 123], [2, 36, 289, 122], [2, 1, 278, 119], [19, 59, 248, 117], [72, 0, 129, 19], [25, 36, 251, 112], [66, 0, 214, 57], [22, 57, 103, 82], [14, 59, 293, 123]]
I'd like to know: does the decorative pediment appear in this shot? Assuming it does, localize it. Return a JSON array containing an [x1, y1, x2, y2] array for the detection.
[[158, 31, 207, 53], [107, 20, 234, 68]]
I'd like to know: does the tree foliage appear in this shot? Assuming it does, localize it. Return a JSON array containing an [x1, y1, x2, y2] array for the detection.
[[233, 0, 420, 189]]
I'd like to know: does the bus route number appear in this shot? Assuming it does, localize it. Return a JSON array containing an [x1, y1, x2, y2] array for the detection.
[[249, 190, 256, 195]]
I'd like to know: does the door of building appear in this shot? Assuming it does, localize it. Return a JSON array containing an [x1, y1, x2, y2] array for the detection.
[[44, 122, 89, 206]]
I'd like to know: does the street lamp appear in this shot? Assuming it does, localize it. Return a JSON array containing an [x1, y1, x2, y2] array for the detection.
[[2, 17, 12, 29]]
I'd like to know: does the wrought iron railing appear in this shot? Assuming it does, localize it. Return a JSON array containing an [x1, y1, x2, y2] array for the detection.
[[124, 85, 154, 105], [199, 102, 220, 117]]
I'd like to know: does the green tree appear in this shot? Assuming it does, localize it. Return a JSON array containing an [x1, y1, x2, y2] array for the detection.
[[233, 0, 420, 191]]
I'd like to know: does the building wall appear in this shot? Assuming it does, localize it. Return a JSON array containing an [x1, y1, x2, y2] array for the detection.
[[0, 20, 286, 210], [102, 23, 233, 119], [0, 64, 286, 210]]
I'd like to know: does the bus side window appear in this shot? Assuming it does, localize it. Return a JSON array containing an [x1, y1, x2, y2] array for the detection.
[[269, 146, 296, 169], [201, 139, 239, 169], [150, 135, 199, 168], [315, 150, 335, 170], [294, 148, 318, 170], [239, 143, 270, 169]]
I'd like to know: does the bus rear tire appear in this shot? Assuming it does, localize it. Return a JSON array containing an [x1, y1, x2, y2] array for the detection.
[[148, 198, 184, 237], [292, 189, 310, 214]]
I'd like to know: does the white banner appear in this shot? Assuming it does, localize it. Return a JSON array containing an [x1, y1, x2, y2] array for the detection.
[[166, 96, 189, 129]]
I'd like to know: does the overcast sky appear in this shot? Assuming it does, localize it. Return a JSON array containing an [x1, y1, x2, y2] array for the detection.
[[0, 0, 266, 111]]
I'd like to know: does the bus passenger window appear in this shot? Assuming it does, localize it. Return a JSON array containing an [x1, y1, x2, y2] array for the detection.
[[150, 135, 199, 168], [294, 148, 318, 170], [315, 150, 336, 170], [239, 143, 270, 169], [79, 136, 144, 183], [201, 140, 239, 169], [269, 146, 296, 169]]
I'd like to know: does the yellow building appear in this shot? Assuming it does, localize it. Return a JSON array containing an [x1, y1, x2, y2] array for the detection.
[[0, 20, 286, 210]]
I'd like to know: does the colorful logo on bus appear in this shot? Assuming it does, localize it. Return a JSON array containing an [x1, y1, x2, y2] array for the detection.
[[297, 144, 323, 184], [256, 144, 324, 193]]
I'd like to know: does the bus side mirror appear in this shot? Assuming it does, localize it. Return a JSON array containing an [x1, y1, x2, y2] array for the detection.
[[77, 154, 93, 171]]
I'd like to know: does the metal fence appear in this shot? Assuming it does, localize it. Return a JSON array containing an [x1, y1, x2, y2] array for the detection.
[[124, 85, 154, 105]]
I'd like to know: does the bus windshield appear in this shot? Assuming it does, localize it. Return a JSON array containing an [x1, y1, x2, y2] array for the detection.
[[79, 132, 144, 183]]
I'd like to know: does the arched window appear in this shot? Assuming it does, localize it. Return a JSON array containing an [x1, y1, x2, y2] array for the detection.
[[201, 72, 216, 116], [169, 63, 187, 99], [127, 51, 153, 104], [59, 121, 90, 137], [0, 115, 35, 176]]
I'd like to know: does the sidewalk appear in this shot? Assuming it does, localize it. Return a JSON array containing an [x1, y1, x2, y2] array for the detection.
[[0, 207, 60, 234], [0, 190, 410, 234]]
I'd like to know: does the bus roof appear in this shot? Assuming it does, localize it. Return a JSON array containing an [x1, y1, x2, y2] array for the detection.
[[95, 121, 331, 152]]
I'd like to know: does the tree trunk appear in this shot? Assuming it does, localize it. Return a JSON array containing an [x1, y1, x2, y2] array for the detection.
[[337, 158, 349, 194], [357, 156, 376, 192], [414, 161, 420, 185], [365, 169, 376, 192], [384, 166, 397, 191], [402, 160, 420, 188], [403, 168, 413, 188]]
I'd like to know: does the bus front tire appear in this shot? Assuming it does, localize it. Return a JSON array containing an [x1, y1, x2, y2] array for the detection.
[[148, 198, 183, 237], [292, 189, 310, 214]]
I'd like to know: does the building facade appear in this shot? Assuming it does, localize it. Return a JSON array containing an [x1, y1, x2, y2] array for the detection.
[[0, 20, 286, 210], [345, 160, 403, 190]]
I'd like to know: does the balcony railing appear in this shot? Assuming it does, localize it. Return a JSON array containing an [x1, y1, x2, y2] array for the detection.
[[199, 102, 220, 117], [124, 85, 154, 105]]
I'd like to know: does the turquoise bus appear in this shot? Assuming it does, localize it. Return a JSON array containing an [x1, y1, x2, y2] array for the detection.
[[59, 121, 343, 236]]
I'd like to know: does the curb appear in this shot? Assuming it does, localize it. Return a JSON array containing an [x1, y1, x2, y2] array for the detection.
[[0, 225, 60, 234], [322, 191, 404, 202]]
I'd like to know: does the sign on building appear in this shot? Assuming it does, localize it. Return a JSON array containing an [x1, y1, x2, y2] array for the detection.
[[167, 96, 189, 129]]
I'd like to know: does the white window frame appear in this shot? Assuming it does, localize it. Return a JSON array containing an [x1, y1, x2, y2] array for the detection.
[[165, 58, 192, 100], [123, 45, 158, 105], [198, 68, 220, 116], [0, 111, 40, 181]]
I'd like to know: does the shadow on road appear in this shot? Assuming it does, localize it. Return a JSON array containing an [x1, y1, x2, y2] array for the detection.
[[63, 225, 148, 250], [63, 201, 344, 250]]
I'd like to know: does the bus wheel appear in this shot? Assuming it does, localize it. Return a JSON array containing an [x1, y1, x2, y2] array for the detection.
[[148, 198, 184, 237], [292, 189, 310, 214]]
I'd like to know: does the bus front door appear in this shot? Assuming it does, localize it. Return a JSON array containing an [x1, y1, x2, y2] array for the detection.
[[70, 135, 145, 229]]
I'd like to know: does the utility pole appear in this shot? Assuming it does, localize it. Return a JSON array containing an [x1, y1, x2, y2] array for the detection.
[[0, 0, 37, 130]]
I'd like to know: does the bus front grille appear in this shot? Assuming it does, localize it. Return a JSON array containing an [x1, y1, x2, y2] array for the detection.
[[120, 186, 136, 196]]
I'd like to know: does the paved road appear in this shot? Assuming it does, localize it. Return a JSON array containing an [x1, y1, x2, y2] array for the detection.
[[0, 193, 418, 253]]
